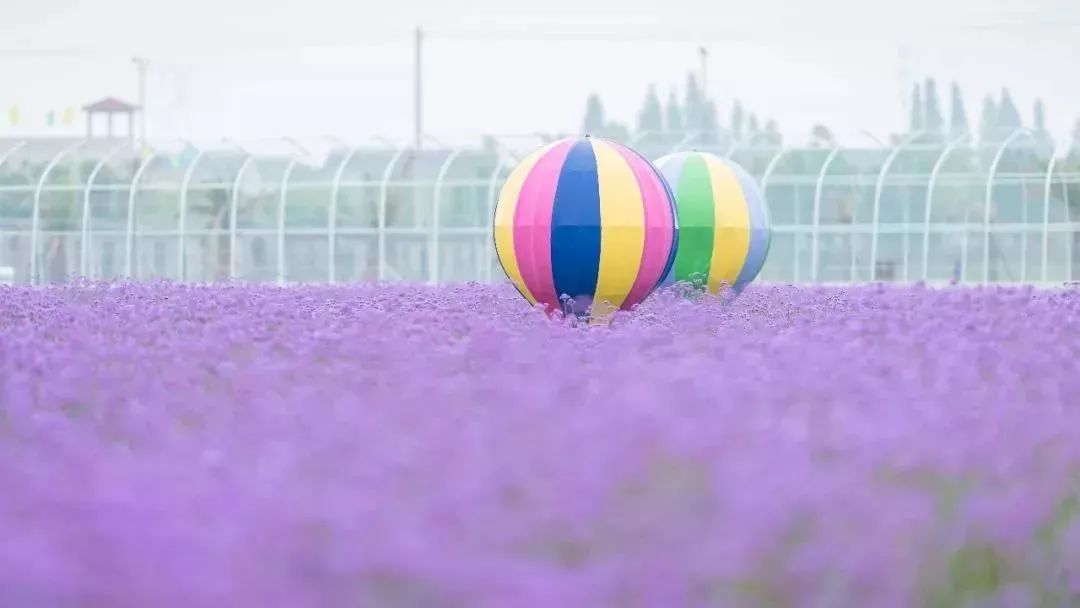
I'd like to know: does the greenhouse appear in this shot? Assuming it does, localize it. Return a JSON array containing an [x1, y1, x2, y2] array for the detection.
[[0, 131, 1077, 286]]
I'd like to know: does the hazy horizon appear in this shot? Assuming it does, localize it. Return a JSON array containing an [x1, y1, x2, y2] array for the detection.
[[3, 0, 1079, 147]]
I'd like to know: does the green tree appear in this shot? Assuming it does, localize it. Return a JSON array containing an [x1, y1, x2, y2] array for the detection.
[[684, 74, 704, 132], [731, 100, 745, 140], [811, 124, 834, 147], [910, 83, 924, 132], [949, 83, 969, 136], [924, 78, 944, 134], [582, 94, 605, 135], [665, 89, 683, 133], [603, 121, 632, 143], [979, 95, 999, 142], [764, 119, 782, 146], [636, 84, 663, 134], [701, 100, 719, 143], [997, 88, 1022, 130]]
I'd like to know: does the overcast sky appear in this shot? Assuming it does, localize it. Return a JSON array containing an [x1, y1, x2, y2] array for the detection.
[[2, 0, 1078, 147]]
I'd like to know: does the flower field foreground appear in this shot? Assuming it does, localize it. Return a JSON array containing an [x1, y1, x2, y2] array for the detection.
[[1, 282, 1080, 607]]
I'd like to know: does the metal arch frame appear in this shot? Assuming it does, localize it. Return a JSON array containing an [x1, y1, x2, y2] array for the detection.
[[759, 148, 791, 191], [255, 137, 356, 284], [1041, 151, 1062, 284], [0, 141, 27, 243], [327, 146, 365, 283], [422, 135, 449, 149], [855, 130, 887, 147], [183, 140, 265, 283], [757, 146, 790, 278], [1067, 149, 1078, 284], [668, 131, 704, 154], [221, 138, 251, 154], [0, 142, 27, 281], [869, 131, 925, 280], [281, 136, 316, 164], [377, 147, 411, 281], [921, 133, 972, 281], [810, 146, 843, 283], [176, 149, 208, 279], [276, 159, 299, 285], [430, 148, 466, 285], [30, 140, 87, 285], [483, 155, 512, 283], [0, 141, 27, 171], [626, 130, 698, 147], [1042, 138, 1075, 283], [721, 137, 749, 159], [628, 131, 658, 147], [228, 155, 258, 280], [721, 138, 743, 159], [983, 128, 1036, 283], [495, 132, 548, 161], [125, 152, 161, 278], [715, 133, 762, 161], [372, 135, 403, 149], [80, 141, 135, 277], [323, 135, 349, 149]]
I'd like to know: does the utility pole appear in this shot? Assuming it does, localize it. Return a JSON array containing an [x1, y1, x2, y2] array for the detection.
[[414, 26, 423, 151], [133, 56, 148, 154]]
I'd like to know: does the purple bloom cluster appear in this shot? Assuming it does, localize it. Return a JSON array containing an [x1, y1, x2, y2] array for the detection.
[[1, 282, 1079, 607]]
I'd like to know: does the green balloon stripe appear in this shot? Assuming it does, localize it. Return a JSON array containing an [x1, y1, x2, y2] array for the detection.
[[672, 154, 715, 287]]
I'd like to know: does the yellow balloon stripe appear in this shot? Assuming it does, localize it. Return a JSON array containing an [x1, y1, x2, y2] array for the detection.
[[493, 142, 558, 304], [591, 139, 645, 314], [704, 156, 752, 293]]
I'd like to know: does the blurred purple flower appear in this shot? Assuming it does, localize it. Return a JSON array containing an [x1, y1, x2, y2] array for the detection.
[[0, 281, 1077, 605]]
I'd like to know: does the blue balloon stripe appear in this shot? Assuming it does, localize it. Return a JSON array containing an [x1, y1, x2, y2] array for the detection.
[[550, 139, 602, 313], [730, 161, 769, 291]]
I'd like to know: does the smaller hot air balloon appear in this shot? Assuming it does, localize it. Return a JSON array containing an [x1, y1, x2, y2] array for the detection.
[[654, 151, 771, 294], [493, 136, 679, 319]]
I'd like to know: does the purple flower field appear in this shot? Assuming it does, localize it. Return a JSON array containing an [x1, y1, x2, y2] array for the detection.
[[1, 282, 1079, 607]]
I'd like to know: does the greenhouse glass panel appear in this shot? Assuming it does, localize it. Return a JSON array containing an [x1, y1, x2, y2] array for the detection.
[[33, 142, 93, 284], [331, 148, 397, 283], [760, 148, 832, 282], [433, 151, 499, 283], [817, 146, 887, 282], [281, 153, 338, 283], [133, 151, 189, 281], [872, 138, 943, 282], [83, 144, 139, 281], [0, 141, 49, 283], [986, 137, 1053, 282], [924, 145, 980, 283], [234, 157, 292, 282]]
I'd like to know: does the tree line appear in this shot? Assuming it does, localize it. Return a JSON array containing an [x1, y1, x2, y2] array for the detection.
[[575, 73, 1080, 149], [907, 78, 1055, 144], [580, 73, 781, 147]]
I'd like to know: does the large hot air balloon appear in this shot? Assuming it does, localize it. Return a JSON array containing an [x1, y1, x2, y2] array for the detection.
[[493, 136, 678, 319], [654, 151, 771, 294]]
